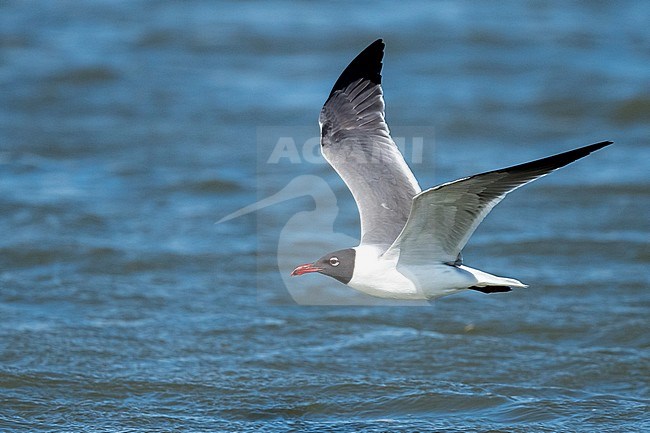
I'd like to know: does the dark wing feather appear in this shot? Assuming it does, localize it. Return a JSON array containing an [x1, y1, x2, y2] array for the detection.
[[320, 39, 421, 248], [386, 141, 612, 265]]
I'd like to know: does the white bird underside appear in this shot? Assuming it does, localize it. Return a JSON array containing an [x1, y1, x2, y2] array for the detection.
[[348, 245, 526, 300], [299, 39, 611, 300]]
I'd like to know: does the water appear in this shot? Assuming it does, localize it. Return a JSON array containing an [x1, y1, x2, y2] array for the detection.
[[1, 1, 649, 431]]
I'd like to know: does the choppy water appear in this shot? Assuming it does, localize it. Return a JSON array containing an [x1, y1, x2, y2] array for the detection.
[[1, 1, 649, 432]]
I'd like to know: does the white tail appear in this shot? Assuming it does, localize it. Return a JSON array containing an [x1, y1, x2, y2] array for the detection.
[[460, 265, 528, 288]]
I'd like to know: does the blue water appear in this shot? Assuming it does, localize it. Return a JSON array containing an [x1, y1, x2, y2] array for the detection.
[[1, 1, 649, 432]]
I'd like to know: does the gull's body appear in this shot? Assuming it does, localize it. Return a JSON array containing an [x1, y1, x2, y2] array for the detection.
[[347, 245, 524, 300], [291, 39, 611, 300]]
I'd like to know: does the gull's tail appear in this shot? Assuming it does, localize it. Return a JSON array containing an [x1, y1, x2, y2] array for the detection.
[[460, 265, 528, 294]]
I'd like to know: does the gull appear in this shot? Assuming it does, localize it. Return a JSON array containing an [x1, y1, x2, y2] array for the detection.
[[290, 39, 611, 300]]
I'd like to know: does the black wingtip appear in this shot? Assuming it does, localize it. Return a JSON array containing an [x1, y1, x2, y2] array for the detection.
[[582, 140, 613, 153], [503, 140, 613, 176], [469, 285, 513, 294], [328, 39, 384, 100]]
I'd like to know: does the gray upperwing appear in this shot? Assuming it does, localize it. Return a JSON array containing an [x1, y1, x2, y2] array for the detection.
[[386, 140, 612, 265], [320, 40, 420, 248]]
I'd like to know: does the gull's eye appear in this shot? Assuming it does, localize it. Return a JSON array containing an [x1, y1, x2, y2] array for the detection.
[[329, 257, 340, 267]]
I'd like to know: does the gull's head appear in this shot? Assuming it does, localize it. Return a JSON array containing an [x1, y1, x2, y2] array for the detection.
[[290, 248, 356, 285]]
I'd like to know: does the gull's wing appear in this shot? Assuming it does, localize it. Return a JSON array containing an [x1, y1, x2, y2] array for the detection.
[[319, 39, 421, 248], [385, 141, 612, 266]]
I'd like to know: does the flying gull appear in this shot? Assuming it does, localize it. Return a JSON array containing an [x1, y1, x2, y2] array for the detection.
[[290, 39, 612, 300]]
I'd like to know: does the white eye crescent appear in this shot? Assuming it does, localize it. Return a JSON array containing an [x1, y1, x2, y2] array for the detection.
[[329, 257, 340, 267]]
